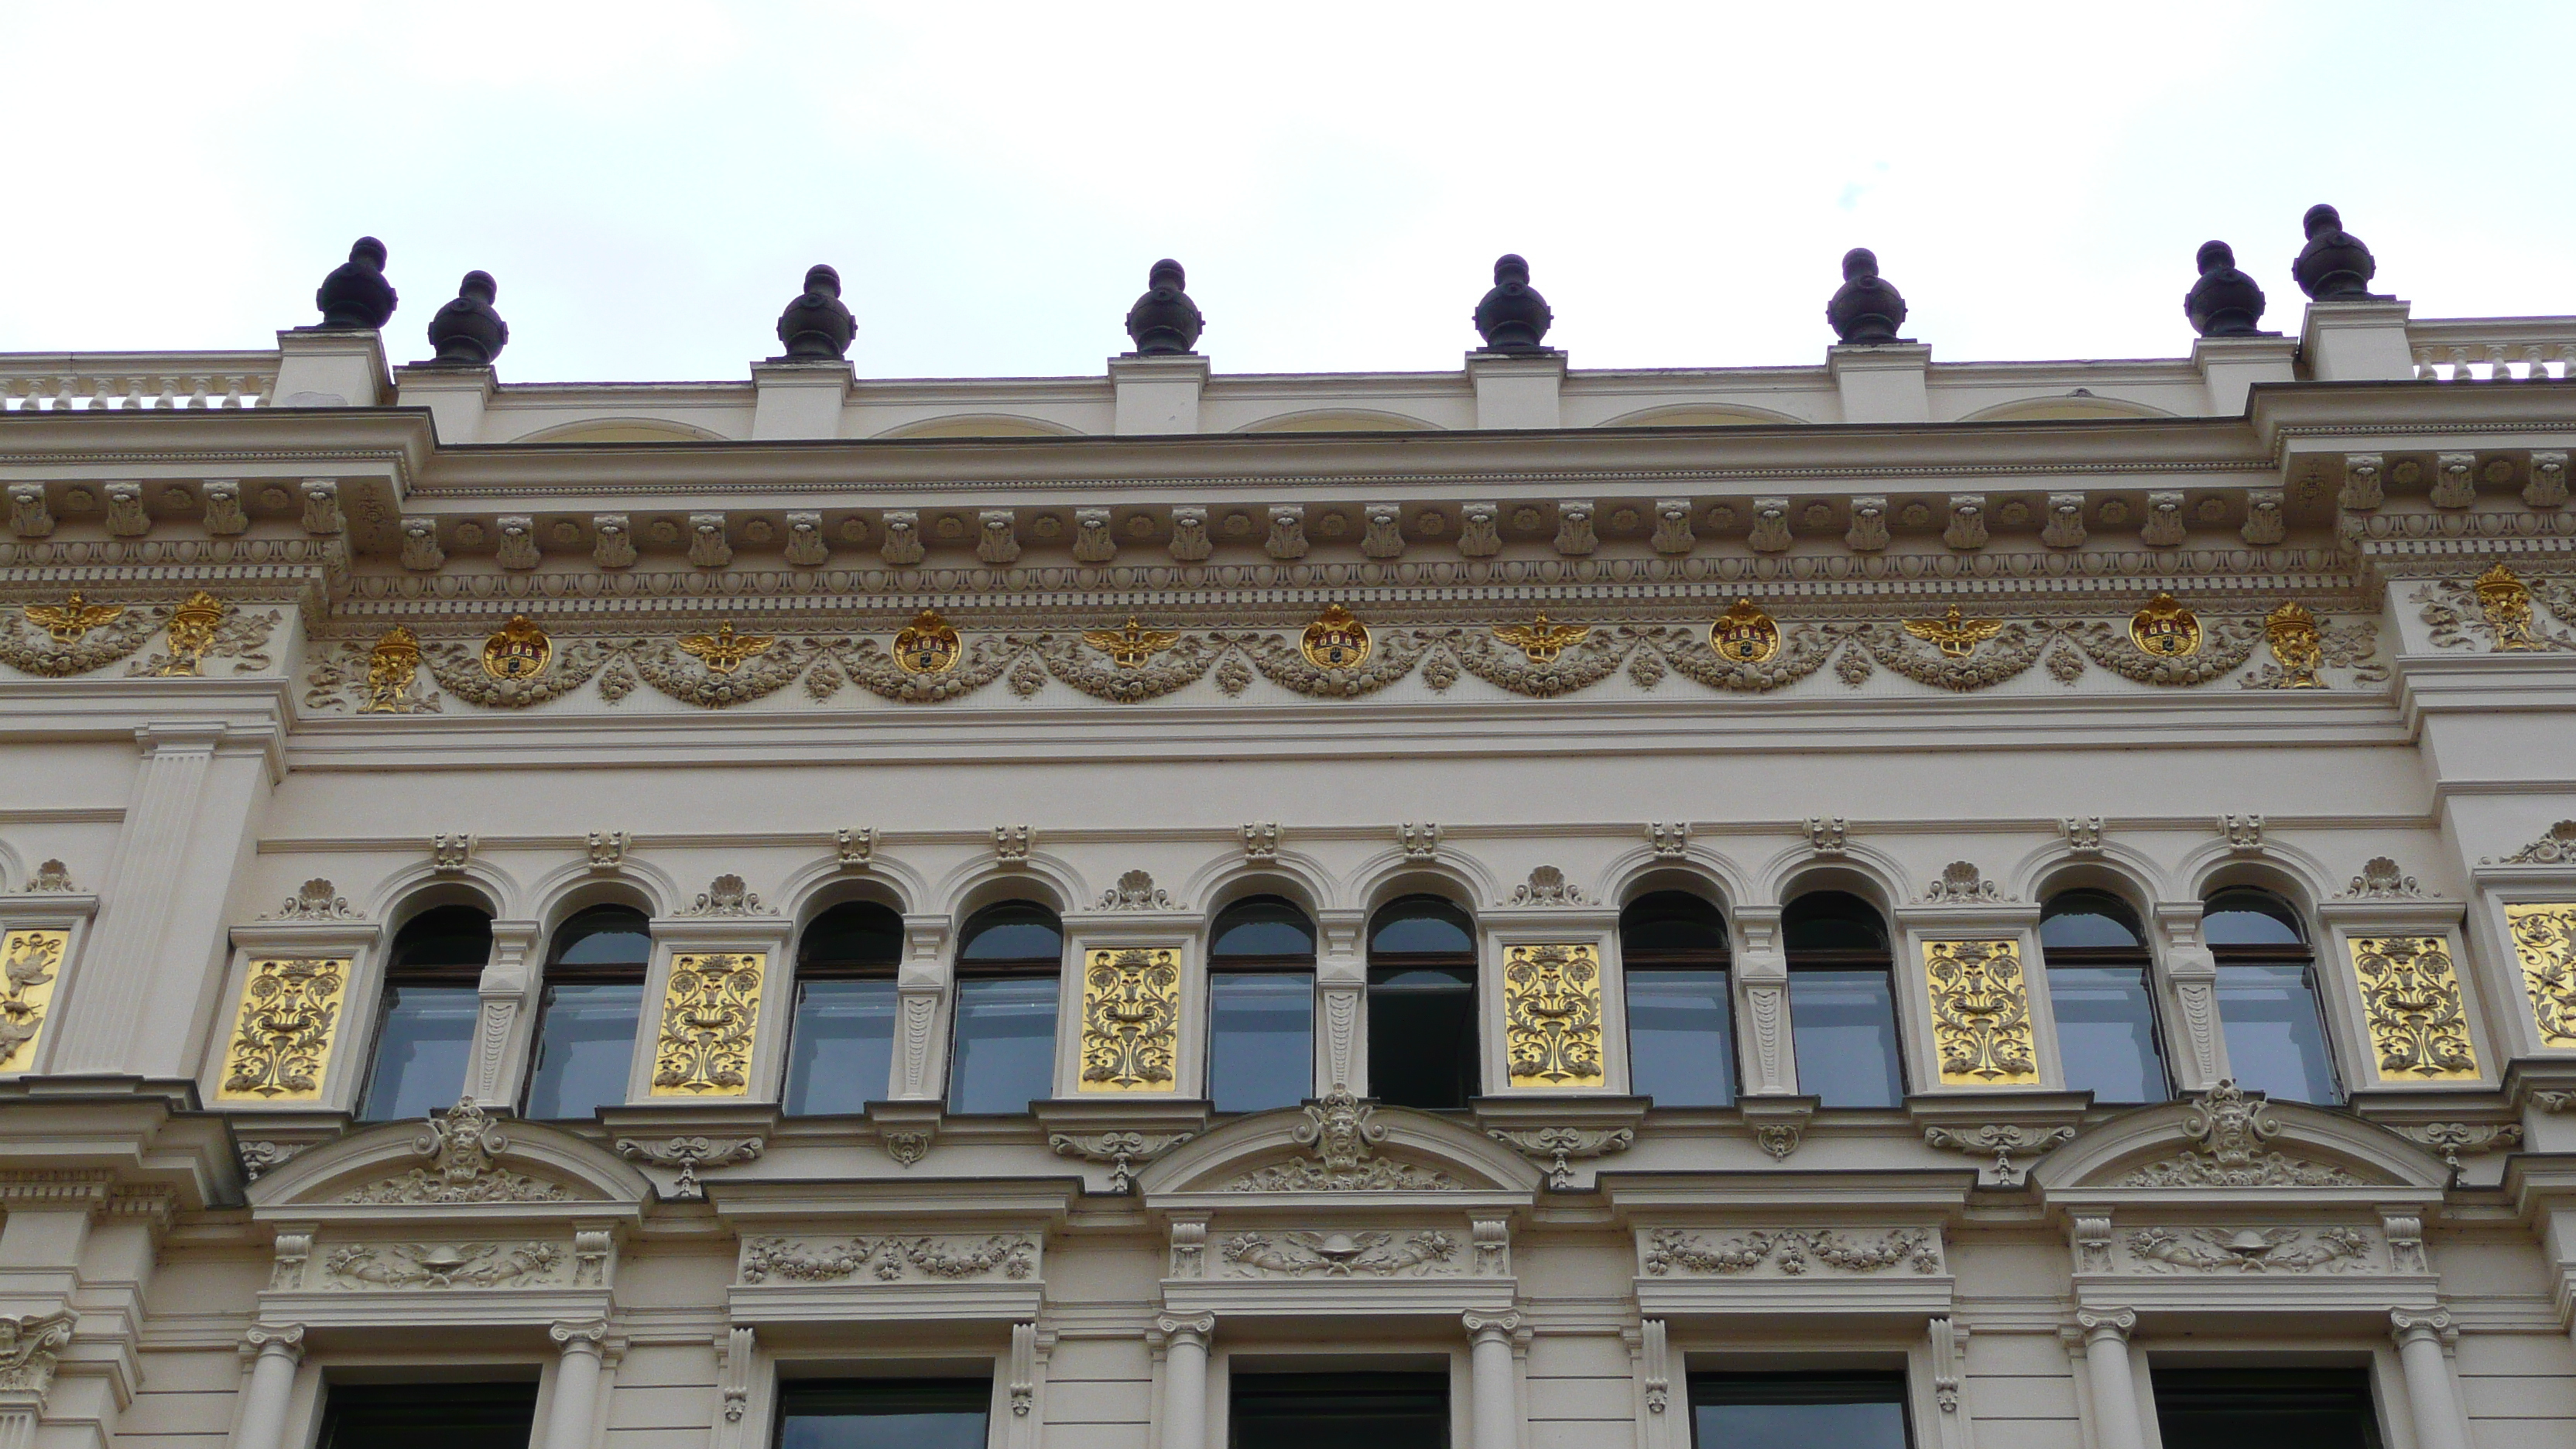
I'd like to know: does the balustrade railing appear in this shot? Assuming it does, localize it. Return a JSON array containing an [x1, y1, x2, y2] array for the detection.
[[0, 352, 279, 411], [2407, 317, 2576, 381]]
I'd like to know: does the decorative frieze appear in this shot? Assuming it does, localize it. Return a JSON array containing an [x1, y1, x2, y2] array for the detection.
[[1921, 1123, 2074, 1186], [1219, 1230, 1462, 1279], [2506, 903, 2576, 1047], [1921, 940, 2040, 1087], [322, 1241, 568, 1290], [1078, 948, 1180, 1092], [1502, 944, 1605, 1088], [738, 1235, 1036, 1284], [2390, 1122, 2520, 1171], [650, 952, 765, 1097], [2347, 936, 2479, 1081], [215, 957, 350, 1102], [1641, 1227, 1943, 1277], [2122, 1225, 2374, 1274], [0, 930, 68, 1073]]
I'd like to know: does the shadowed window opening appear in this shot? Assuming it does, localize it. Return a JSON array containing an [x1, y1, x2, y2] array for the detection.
[[1208, 896, 1316, 1114], [1783, 892, 1903, 1108], [949, 901, 1063, 1115], [359, 904, 492, 1122], [2204, 887, 2340, 1105], [783, 899, 905, 1116], [1623, 890, 1735, 1107], [523, 903, 650, 1121], [1368, 895, 1479, 1110], [2040, 889, 2169, 1105]]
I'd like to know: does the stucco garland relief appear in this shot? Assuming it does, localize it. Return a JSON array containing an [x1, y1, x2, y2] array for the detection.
[[341, 1099, 573, 1204], [125, 593, 278, 677], [0, 930, 68, 1073], [2346, 936, 2480, 1081], [2506, 903, 2576, 1047], [2, 591, 278, 679], [1502, 944, 1605, 1088], [1641, 1227, 1944, 1277], [1219, 1230, 1461, 1279], [321, 1241, 569, 1290], [2114, 1081, 2365, 1187], [650, 952, 765, 1097], [2121, 1225, 2375, 1274], [215, 957, 349, 1102], [296, 605, 2393, 711], [1078, 947, 1180, 1093], [738, 1235, 1036, 1284], [1921, 940, 2041, 1086], [2414, 567, 2576, 652]]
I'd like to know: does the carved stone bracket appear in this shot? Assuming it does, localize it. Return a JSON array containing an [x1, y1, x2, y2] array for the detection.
[[834, 827, 875, 869], [2389, 1122, 2521, 1172], [614, 1135, 764, 1201], [1487, 1125, 1633, 1189], [1922, 1123, 2075, 1187], [1049, 1130, 1194, 1191], [1741, 1098, 1814, 1162], [1242, 822, 1281, 861]]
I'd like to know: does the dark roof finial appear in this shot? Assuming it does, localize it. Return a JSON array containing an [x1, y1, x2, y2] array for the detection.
[[2184, 241, 2268, 337], [314, 236, 397, 331], [775, 264, 855, 360], [2292, 204, 2378, 300], [424, 270, 509, 366], [1124, 259, 1204, 355], [1471, 253, 1553, 352], [1826, 247, 1907, 344]]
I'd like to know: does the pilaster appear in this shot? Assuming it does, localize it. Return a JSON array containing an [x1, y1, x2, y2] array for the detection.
[[1111, 354, 1209, 435], [1828, 343, 1931, 423], [2190, 334, 2297, 415], [269, 328, 389, 408], [1468, 351, 1565, 430], [392, 362, 497, 443], [2299, 298, 2415, 382], [749, 359, 855, 440]]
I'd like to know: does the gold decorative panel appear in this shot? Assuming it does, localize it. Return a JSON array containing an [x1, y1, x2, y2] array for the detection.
[[2506, 903, 2576, 1047], [2348, 936, 2480, 1081], [0, 930, 70, 1072], [1922, 940, 2040, 1086], [216, 957, 351, 1101], [1079, 947, 1179, 1091], [1504, 943, 1604, 1088], [651, 952, 766, 1096]]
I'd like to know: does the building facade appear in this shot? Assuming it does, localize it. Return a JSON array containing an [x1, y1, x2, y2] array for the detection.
[[2, 234, 2576, 1449]]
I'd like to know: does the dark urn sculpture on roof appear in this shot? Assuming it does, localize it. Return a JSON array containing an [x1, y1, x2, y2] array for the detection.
[[314, 237, 398, 331], [1471, 254, 1553, 352], [776, 265, 856, 360], [2183, 242, 2267, 337], [1124, 259, 1204, 355], [424, 270, 509, 365], [2291, 204, 2378, 300], [1826, 248, 1907, 344]]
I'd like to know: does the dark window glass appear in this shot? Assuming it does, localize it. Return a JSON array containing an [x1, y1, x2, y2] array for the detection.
[[523, 905, 649, 1121], [1783, 892, 1903, 1108], [1231, 1371, 1449, 1449], [2040, 890, 2167, 1105], [317, 1382, 538, 1449], [778, 1379, 991, 1449], [1208, 896, 1317, 1113], [1623, 892, 1735, 1107], [359, 905, 492, 1122], [949, 902, 1063, 1115], [1690, 1371, 1910, 1449], [783, 902, 903, 1116], [2151, 1367, 2382, 1449], [1368, 896, 1478, 1110], [2203, 889, 2339, 1105]]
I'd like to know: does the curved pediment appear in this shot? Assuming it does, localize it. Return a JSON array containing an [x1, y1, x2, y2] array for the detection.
[[1139, 1092, 1542, 1197], [2033, 1081, 2444, 1193], [249, 1099, 653, 1211]]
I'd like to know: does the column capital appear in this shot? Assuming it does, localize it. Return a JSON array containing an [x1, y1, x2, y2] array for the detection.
[[238, 1321, 305, 1363], [550, 1318, 611, 1352], [2075, 1307, 2136, 1345], [2390, 1307, 2457, 1346], [1153, 1311, 1215, 1345], [1461, 1308, 1523, 1344]]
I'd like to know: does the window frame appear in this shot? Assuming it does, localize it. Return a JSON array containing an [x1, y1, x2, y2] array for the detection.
[[1780, 891, 1906, 1109], [356, 903, 495, 1123], [1620, 890, 1738, 1108], [1206, 895, 1320, 1113], [520, 902, 655, 1121], [946, 901, 1066, 1116], [1365, 894, 1482, 1110], [2201, 887, 2344, 1105], [2036, 889, 2171, 1106], [781, 899, 908, 1118]]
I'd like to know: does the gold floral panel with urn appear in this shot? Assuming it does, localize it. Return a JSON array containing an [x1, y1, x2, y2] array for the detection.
[[651, 952, 766, 1096], [1504, 942, 1605, 1088], [2348, 935, 2480, 1081], [2505, 904, 2576, 1050], [1080, 947, 1180, 1091], [216, 957, 351, 1101], [1921, 940, 2040, 1086], [0, 929, 70, 1073]]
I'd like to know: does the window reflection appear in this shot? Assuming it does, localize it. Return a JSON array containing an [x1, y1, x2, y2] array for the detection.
[[1208, 896, 1315, 1113], [1783, 892, 1903, 1108], [948, 902, 1063, 1115], [2204, 888, 2340, 1104], [360, 903, 492, 1122], [783, 900, 904, 1116], [523, 904, 650, 1121], [1622, 891, 1735, 1107], [1368, 896, 1478, 1109], [1690, 1371, 1911, 1449], [2040, 889, 2168, 1105]]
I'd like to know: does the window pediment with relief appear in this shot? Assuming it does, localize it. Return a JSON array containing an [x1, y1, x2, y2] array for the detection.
[[2032, 1081, 2444, 1197], [247, 1099, 652, 1214], [1138, 1091, 1540, 1200]]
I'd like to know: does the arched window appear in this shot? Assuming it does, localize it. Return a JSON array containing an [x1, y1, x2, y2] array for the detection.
[[522, 904, 652, 1120], [1367, 895, 1478, 1110], [2040, 889, 2168, 1105], [1783, 892, 1903, 1108], [358, 904, 492, 1122], [2204, 888, 2339, 1104], [948, 902, 1063, 1115], [1207, 896, 1316, 1113], [1622, 891, 1735, 1107], [783, 900, 905, 1116]]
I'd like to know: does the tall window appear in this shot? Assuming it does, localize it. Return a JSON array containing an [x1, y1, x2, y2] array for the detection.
[[1231, 1371, 1449, 1449], [947, 902, 1062, 1115], [1690, 1371, 1911, 1449], [318, 1382, 539, 1449], [776, 1379, 991, 1449], [1367, 895, 1479, 1110], [1783, 892, 1903, 1108], [1622, 890, 1735, 1106], [2204, 888, 2340, 1104], [522, 904, 651, 1120], [2040, 889, 2168, 1105], [783, 900, 904, 1116], [2152, 1367, 2382, 1449], [1206, 896, 1316, 1113], [358, 904, 492, 1122]]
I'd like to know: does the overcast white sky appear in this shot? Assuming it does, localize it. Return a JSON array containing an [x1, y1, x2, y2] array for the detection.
[[2, 3, 2567, 384]]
